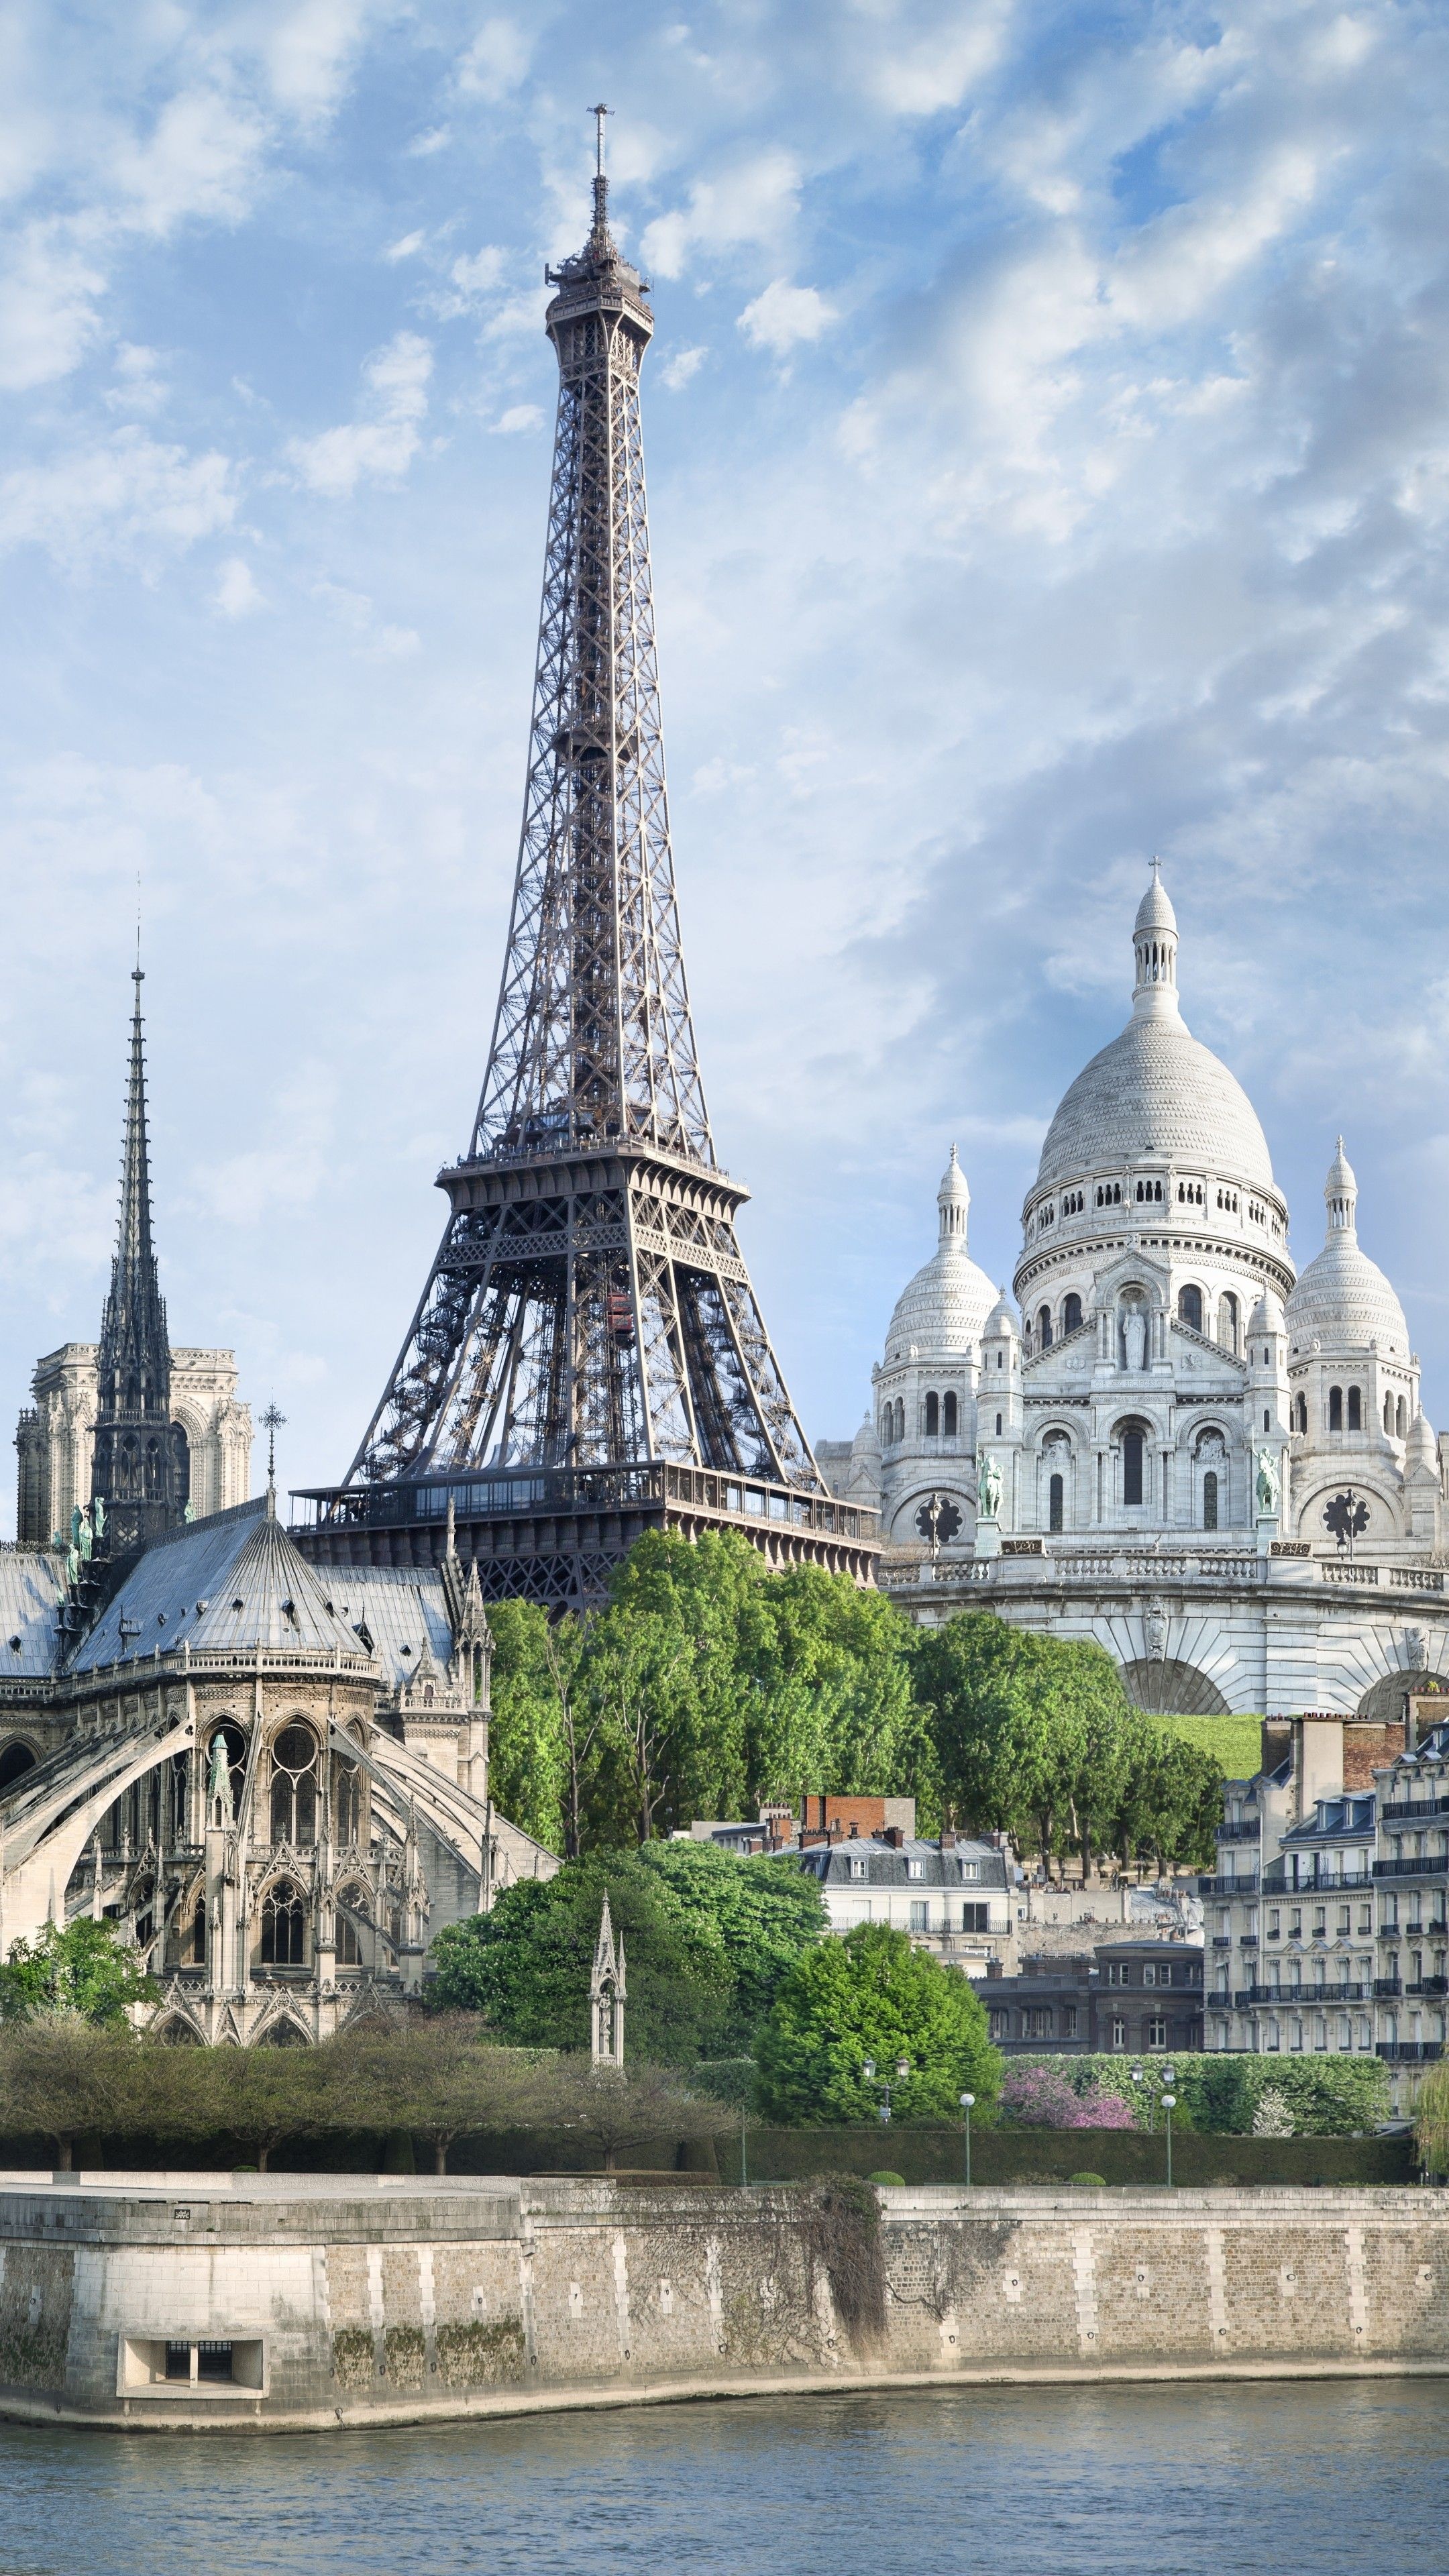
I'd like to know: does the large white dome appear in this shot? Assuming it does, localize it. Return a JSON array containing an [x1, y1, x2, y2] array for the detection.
[[885, 1148, 996, 1358], [1034, 865, 1277, 1195], [1285, 1140, 1409, 1357], [1036, 1016, 1277, 1192]]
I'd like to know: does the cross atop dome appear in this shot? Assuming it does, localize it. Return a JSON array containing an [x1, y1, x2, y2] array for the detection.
[[1132, 857, 1180, 1020]]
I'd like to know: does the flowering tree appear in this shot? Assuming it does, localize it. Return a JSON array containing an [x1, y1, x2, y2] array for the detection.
[[1000, 2065, 1136, 2130]]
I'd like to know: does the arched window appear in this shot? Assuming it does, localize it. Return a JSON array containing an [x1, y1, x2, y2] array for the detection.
[[1203, 1471, 1218, 1532], [0, 1741, 37, 1795], [1177, 1284, 1203, 1334], [1037, 1305, 1053, 1350], [1122, 1430, 1144, 1507], [269, 1724, 319, 1847], [260, 1879, 306, 1966], [335, 1886, 370, 1968], [995, 1413, 1003, 1436], [1063, 1293, 1082, 1335], [1049, 1474, 1064, 1533], [1293, 1392, 1307, 1434], [1347, 1386, 1362, 1432], [192, 1896, 206, 1965], [896, 1398, 906, 1444], [1385, 1393, 1393, 1434], [924, 1391, 939, 1438], [334, 1758, 362, 1845], [943, 1391, 957, 1437], [1397, 1396, 1408, 1439], [1220, 1291, 1239, 1353], [1329, 1386, 1343, 1433]]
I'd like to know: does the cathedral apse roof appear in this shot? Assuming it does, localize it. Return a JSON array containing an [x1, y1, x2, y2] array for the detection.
[[68, 1497, 370, 1675]]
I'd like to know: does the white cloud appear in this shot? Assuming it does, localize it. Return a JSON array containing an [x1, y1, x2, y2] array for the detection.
[[215, 555, 264, 616], [0, 221, 107, 392], [738, 280, 835, 356], [383, 228, 427, 263], [427, 243, 508, 319], [641, 151, 801, 281], [660, 344, 707, 390], [288, 331, 433, 497], [457, 19, 531, 103], [494, 403, 541, 433], [0, 429, 235, 566], [105, 342, 167, 417]]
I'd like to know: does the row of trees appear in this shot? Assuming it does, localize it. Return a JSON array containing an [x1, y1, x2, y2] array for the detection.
[[0, 2016, 723, 2174], [487, 1532, 1224, 1878]]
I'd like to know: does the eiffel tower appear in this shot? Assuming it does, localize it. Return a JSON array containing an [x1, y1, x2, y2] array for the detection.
[[299, 115, 877, 1603]]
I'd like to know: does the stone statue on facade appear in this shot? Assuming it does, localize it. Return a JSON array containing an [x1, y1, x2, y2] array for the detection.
[[977, 1452, 1002, 1522], [1122, 1305, 1147, 1373], [1255, 1447, 1279, 1516]]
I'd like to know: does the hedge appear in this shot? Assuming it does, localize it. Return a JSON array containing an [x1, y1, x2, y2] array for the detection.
[[1007, 2053, 1391, 2137], [715, 2125, 1415, 2188]]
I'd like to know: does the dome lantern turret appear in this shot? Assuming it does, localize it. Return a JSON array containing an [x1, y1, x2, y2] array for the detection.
[[938, 1144, 969, 1244], [1326, 1136, 1357, 1236], [1132, 857, 1180, 1023]]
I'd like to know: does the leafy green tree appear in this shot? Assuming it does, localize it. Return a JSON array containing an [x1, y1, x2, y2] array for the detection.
[[540, 2055, 726, 2171], [636, 1839, 826, 2051], [427, 1851, 731, 2068], [754, 1923, 1002, 2125], [0, 2020, 143, 2167], [485, 1599, 569, 1851], [0, 1919, 158, 2027], [323, 2017, 551, 2174]]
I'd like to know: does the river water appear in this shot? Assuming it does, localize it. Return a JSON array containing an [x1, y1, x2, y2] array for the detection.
[[0, 2380, 1440, 2575]]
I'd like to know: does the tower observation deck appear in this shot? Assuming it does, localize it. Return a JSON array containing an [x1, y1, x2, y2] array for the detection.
[[296, 119, 877, 1602]]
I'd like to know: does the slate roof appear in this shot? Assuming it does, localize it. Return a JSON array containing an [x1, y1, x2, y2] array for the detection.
[[69, 1498, 367, 1674], [0, 1552, 66, 1677], [303, 1565, 455, 1693], [793, 1835, 1008, 1891]]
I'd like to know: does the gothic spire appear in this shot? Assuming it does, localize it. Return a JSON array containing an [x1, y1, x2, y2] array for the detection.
[[91, 963, 189, 1546]]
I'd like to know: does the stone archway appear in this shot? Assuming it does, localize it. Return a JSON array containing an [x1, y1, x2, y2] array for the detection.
[[1356, 1670, 1449, 1728], [1120, 1657, 1232, 1717]]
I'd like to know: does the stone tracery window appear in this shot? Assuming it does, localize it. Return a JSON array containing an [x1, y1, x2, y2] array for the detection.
[[1178, 1284, 1203, 1334], [270, 1723, 319, 1847], [335, 1884, 370, 1968], [260, 1878, 306, 1966], [334, 1756, 362, 1845], [1063, 1293, 1083, 1334]]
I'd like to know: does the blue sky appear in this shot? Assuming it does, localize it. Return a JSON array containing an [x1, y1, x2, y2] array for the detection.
[[2, 0, 1448, 1519]]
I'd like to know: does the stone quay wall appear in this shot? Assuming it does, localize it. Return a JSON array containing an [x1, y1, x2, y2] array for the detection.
[[1, 2173, 1448, 2430]]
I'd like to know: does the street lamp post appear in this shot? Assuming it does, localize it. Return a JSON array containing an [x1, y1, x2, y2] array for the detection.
[[862, 2056, 911, 2125], [1161, 2090, 1177, 2188], [959, 2091, 975, 2188]]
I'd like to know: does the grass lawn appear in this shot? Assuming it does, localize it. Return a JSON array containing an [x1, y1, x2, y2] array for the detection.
[[1142, 1709, 1264, 1778]]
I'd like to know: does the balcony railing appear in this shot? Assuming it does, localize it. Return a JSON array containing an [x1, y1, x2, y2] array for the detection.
[[1374, 1977, 1403, 1998], [1198, 1874, 1258, 1897], [1234, 1983, 1369, 2006], [1382, 1795, 1449, 1825], [1217, 1820, 1260, 1843], [1407, 1977, 1449, 1996], [1374, 1855, 1448, 1880], [291, 1460, 878, 1544], [1377, 2042, 1445, 2063]]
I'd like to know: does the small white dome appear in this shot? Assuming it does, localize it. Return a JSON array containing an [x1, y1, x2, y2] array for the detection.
[[1286, 1142, 1409, 1358], [1249, 1288, 1285, 1335], [885, 1152, 996, 1360], [851, 1410, 882, 1470], [984, 1287, 1018, 1340], [1407, 1410, 1438, 1471], [886, 1246, 996, 1358]]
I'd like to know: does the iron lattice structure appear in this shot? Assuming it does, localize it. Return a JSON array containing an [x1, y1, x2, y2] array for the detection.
[[302, 144, 876, 1601]]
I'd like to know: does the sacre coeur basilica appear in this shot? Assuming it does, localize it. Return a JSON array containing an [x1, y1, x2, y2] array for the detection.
[[819, 862, 1449, 1727]]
